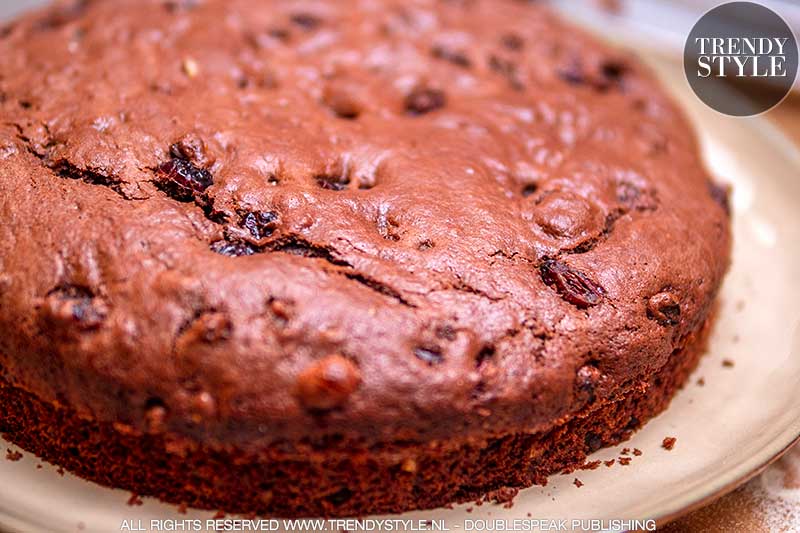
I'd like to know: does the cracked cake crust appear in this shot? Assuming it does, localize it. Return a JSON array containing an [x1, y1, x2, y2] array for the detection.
[[0, 0, 730, 515]]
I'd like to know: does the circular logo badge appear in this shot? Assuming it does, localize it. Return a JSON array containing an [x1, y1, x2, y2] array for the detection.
[[684, 1, 798, 117]]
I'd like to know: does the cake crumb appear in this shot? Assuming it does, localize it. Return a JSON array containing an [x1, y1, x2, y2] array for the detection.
[[620, 447, 631, 456], [213, 510, 226, 519], [697, 377, 706, 386], [580, 459, 602, 471], [573, 478, 584, 488], [633, 448, 642, 456], [662, 436, 677, 450], [604, 459, 615, 467], [127, 493, 143, 506], [466, 507, 473, 513], [722, 359, 735, 368], [36, 464, 43, 469], [5, 449, 22, 462], [482, 486, 519, 508], [618, 457, 632, 466], [57, 467, 65, 476], [177, 502, 188, 514]]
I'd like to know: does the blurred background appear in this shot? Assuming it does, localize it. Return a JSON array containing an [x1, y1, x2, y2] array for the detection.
[[2, 0, 799, 113], [4, 0, 798, 115], [3, 0, 800, 43], [1, 0, 46, 18], [556, 0, 800, 141]]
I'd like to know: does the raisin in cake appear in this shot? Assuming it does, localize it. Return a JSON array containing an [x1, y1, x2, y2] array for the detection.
[[0, 0, 731, 517]]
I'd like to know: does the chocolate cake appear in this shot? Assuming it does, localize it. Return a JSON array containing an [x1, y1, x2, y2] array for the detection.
[[0, 0, 731, 518]]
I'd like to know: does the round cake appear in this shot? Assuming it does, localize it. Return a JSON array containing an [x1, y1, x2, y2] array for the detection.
[[0, 0, 731, 518]]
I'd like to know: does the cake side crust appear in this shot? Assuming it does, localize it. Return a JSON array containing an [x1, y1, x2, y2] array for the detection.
[[0, 315, 713, 518]]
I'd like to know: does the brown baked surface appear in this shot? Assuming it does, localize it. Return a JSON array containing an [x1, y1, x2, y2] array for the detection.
[[0, 0, 730, 516]]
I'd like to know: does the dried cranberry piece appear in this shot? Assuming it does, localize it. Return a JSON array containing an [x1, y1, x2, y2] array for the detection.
[[558, 59, 628, 91], [241, 211, 278, 240], [210, 240, 257, 257], [156, 158, 213, 202], [404, 87, 446, 116], [599, 60, 629, 86], [163, 0, 199, 13], [501, 33, 525, 51], [540, 259, 605, 308], [267, 27, 290, 41], [290, 13, 321, 30], [558, 63, 586, 86], [489, 54, 524, 90], [707, 181, 731, 215], [435, 324, 457, 341], [616, 181, 639, 205], [431, 45, 472, 68], [414, 346, 443, 365]]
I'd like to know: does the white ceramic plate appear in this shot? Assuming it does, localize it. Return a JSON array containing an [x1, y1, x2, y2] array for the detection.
[[2, 23, 800, 533]]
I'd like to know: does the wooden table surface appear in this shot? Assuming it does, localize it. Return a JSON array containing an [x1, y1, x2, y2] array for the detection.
[[661, 97, 800, 532]]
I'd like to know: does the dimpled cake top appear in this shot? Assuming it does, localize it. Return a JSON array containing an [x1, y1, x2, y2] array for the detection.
[[0, 0, 730, 449]]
